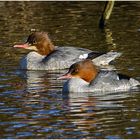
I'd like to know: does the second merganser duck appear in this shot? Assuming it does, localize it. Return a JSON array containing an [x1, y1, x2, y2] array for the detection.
[[13, 32, 121, 70], [58, 59, 140, 93]]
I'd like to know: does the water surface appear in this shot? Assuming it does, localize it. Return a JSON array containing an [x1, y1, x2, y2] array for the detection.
[[0, 1, 140, 139]]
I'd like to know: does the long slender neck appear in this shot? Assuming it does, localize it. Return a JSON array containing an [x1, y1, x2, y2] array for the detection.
[[37, 40, 55, 56], [39, 44, 55, 55], [83, 70, 98, 83]]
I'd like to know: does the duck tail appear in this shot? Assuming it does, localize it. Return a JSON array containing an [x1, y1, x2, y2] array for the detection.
[[129, 78, 140, 87], [92, 51, 122, 66]]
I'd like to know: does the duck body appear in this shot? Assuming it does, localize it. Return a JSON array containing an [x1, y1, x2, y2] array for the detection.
[[14, 32, 121, 70], [58, 59, 140, 93], [20, 46, 92, 70], [62, 71, 140, 93]]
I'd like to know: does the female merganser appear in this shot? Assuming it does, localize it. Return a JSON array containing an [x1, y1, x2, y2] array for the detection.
[[58, 59, 140, 93], [13, 32, 121, 70]]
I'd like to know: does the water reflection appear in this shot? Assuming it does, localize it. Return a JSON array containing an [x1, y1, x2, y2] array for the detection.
[[0, 1, 139, 139], [17, 70, 65, 93], [61, 91, 139, 139], [104, 28, 117, 50], [0, 67, 140, 138]]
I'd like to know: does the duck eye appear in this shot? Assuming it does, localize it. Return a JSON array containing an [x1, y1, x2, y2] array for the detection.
[[32, 40, 37, 45], [27, 40, 36, 46]]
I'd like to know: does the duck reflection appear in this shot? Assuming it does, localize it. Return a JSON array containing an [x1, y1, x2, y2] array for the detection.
[[17, 69, 66, 94], [13, 69, 65, 121], [20, 70, 49, 94], [62, 91, 131, 132]]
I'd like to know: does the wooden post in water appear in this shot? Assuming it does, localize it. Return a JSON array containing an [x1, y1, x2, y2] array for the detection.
[[99, 0, 115, 29]]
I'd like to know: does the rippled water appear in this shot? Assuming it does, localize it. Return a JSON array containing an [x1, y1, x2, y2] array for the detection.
[[0, 1, 140, 139]]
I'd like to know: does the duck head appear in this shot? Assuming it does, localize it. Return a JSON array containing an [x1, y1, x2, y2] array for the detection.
[[13, 32, 55, 56], [58, 59, 98, 83]]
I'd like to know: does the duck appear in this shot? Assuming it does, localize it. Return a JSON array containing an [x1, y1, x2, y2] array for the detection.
[[58, 59, 140, 93], [13, 32, 121, 70]]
